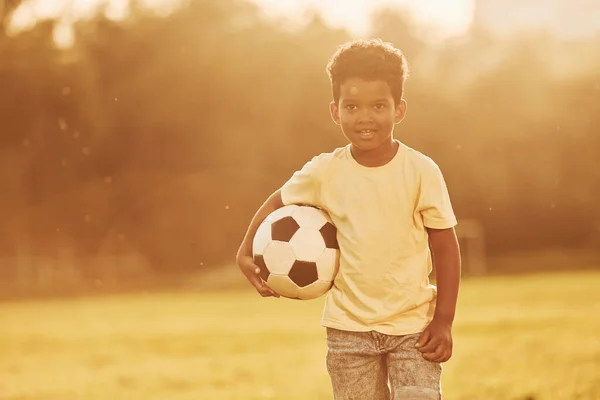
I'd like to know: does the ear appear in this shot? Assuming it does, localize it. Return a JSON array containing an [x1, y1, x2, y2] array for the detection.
[[330, 101, 341, 125], [394, 99, 407, 124]]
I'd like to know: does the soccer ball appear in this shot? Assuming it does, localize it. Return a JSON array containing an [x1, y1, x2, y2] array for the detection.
[[253, 204, 340, 300]]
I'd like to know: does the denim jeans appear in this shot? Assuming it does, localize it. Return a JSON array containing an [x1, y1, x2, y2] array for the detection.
[[326, 328, 442, 400]]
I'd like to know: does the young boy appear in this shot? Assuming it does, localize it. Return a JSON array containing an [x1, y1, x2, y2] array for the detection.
[[236, 38, 461, 400]]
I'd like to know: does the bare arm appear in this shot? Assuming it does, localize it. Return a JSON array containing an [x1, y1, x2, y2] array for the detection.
[[236, 189, 284, 260], [417, 227, 461, 362], [236, 189, 285, 297], [428, 227, 461, 324]]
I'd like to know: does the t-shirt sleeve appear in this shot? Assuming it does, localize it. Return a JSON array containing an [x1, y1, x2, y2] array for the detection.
[[417, 160, 458, 229], [280, 155, 324, 207]]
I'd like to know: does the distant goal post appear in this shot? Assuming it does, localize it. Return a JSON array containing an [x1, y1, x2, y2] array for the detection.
[[455, 218, 487, 276]]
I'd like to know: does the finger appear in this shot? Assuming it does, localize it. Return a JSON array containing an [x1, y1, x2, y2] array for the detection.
[[249, 276, 276, 297], [435, 341, 452, 359], [428, 348, 452, 363], [258, 289, 280, 298], [264, 283, 280, 298], [423, 353, 438, 362], [256, 284, 272, 297], [439, 349, 452, 363], [422, 346, 442, 362], [424, 341, 450, 362], [245, 268, 279, 298], [415, 329, 431, 349], [257, 280, 280, 298], [261, 288, 280, 298], [419, 338, 440, 354], [423, 347, 445, 362]]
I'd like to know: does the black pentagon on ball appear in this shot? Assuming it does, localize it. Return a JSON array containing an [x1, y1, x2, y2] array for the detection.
[[253, 254, 270, 281], [271, 216, 300, 242], [320, 222, 339, 249], [288, 260, 319, 287]]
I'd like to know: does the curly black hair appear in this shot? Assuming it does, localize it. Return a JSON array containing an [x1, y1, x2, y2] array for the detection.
[[326, 38, 409, 105]]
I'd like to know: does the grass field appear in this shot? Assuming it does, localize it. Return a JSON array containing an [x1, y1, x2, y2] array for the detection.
[[1, 271, 599, 400]]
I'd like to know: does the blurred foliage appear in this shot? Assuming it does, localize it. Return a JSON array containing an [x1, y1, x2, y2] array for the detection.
[[1, 0, 599, 275]]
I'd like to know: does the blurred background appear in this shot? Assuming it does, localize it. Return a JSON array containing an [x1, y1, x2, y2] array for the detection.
[[1, 0, 599, 296], [1, 1, 600, 399]]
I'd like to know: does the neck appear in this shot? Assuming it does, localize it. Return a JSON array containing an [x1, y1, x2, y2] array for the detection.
[[351, 139, 399, 167]]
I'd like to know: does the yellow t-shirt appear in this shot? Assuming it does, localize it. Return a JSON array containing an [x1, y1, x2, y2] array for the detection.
[[280, 140, 457, 335]]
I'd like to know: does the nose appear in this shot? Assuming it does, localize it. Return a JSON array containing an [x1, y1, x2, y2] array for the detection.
[[357, 107, 373, 123]]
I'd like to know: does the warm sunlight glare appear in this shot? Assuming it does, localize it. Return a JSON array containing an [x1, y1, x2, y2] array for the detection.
[[8, 0, 182, 38], [8, 0, 475, 45], [53, 20, 75, 48], [250, 0, 475, 38]]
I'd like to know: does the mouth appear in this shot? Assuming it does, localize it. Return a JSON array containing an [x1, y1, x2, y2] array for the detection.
[[356, 129, 377, 138]]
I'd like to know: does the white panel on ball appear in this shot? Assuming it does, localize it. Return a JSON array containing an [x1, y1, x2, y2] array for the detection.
[[265, 204, 298, 223], [267, 274, 300, 299], [289, 227, 326, 262], [297, 280, 333, 300], [292, 206, 328, 229], [253, 220, 272, 256], [262, 241, 296, 275], [316, 248, 340, 281]]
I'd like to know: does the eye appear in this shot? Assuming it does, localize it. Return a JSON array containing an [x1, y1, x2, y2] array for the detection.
[[345, 104, 357, 111], [374, 103, 386, 110]]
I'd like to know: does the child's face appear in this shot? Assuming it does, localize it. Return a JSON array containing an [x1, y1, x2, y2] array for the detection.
[[330, 78, 406, 152]]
